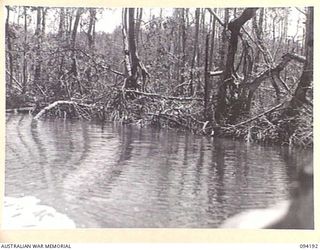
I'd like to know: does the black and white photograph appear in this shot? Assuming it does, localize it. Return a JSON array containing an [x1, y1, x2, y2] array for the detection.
[[4, 6, 314, 230]]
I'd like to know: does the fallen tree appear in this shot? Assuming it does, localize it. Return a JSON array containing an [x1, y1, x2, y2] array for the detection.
[[34, 100, 95, 120]]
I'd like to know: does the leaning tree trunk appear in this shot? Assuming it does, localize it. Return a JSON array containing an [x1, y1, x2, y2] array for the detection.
[[287, 7, 313, 111], [215, 8, 258, 124]]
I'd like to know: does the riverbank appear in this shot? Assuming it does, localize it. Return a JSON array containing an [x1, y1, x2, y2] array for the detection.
[[9, 94, 312, 148]]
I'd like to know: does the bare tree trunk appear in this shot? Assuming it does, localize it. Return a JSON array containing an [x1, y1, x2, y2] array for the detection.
[[70, 8, 82, 95], [41, 8, 47, 34], [216, 8, 229, 123], [92, 17, 96, 48], [22, 7, 27, 93], [204, 34, 211, 121], [252, 8, 264, 71], [189, 8, 200, 95], [122, 8, 130, 77], [87, 8, 96, 50], [173, 9, 180, 82], [198, 8, 206, 68], [226, 8, 258, 78], [219, 8, 229, 69], [34, 7, 42, 94], [122, 8, 142, 91], [272, 16, 276, 52], [180, 8, 187, 84], [6, 6, 13, 87], [128, 8, 139, 80], [71, 8, 81, 48], [67, 9, 73, 44], [58, 7, 65, 36], [216, 8, 258, 124], [209, 8, 216, 71], [288, 7, 313, 110], [58, 7, 66, 86], [135, 8, 143, 47]]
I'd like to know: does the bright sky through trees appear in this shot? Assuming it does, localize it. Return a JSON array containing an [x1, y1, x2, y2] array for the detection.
[[8, 7, 305, 39]]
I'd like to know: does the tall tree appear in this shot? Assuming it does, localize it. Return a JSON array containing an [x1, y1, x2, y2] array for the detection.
[[215, 8, 258, 124], [70, 8, 83, 95], [204, 34, 211, 121], [41, 8, 47, 34], [209, 8, 217, 71], [70, 8, 81, 48], [87, 8, 96, 50], [122, 8, 149, 91], [5, 6, 13, 87], [180, 8, 187, 84], [189, 8, 200, 95], [252, 8, 264, 71], [22, 6, 28, 93], [34, 7, 43, 95], [288, 7, 313, 110], [219, 8, 229, 70], [58, 7, 65, 37]]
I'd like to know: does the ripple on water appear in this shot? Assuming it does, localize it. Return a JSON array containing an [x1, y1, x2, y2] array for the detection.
[[5, 114, 311, 228]]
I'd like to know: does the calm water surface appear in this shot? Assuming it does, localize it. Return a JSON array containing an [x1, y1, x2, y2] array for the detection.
[[5, 113, 311, 228]]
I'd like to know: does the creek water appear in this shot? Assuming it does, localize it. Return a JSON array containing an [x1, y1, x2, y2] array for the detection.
[[5, 113, 312, 228]]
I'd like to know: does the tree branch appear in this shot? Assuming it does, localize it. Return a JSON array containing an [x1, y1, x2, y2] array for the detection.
[[248, 53, 306, 92], [230, 100, 287, 127], [6, 69, 23, 90], [124, 89, 202, 101], [206, 8, 225, 27]]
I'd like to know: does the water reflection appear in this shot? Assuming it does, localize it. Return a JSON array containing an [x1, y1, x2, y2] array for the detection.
[[5, 114, 310, 228]]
